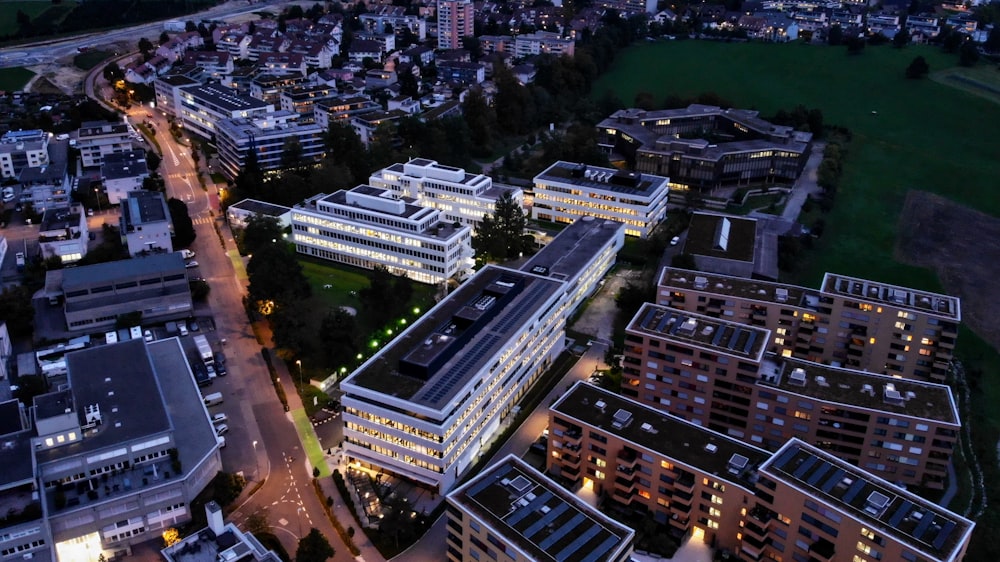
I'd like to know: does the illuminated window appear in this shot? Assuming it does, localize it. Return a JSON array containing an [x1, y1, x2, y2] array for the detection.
[[45, 438, 53, 447], [595, 470, 605, 480]]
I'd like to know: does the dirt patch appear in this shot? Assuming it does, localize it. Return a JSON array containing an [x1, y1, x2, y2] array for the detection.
[[570, 268, 640, 342], [896, 190, 1000, 349]]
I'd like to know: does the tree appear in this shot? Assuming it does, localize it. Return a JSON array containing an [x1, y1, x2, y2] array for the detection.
[[247, 244, 310, 312], [138, 37, 154, 55], [145, 149, 161, 172], [320, 308, 360, 367], [0, 286, 35, 337], [846, 35, 865, 55], [159, 31, 170, 45], [958, 40, 979, 66], [103, 62, 124, 83], [167, 198, 196, 248], [473, 190, 528, 261], [295, 528, 334, 562], [281, 137, 304, 169], [892, 30, 909, 48], [462, 88, 495, 153], [905, 55, 930, 79], [827, 24, 843, 46]]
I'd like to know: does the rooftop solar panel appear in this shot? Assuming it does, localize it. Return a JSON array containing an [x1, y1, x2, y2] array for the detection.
[[553, 522, 604, 560], [889, 501, 914, 528], [581, 535, 624, 562], [842, 479, 867, 503], [772, 446, 798, 470], [821, 469, 846, 493], [538, 513, 586, 551], [932, 520, 957, 551], [806, 461, 832, 486], [711, 325, 726, 347], [913, 511, 935, 540], [792, 455, 819, 479], [510, 493, 560, 528], [743, 331, 758, 354], [726, 329, 741, 350]]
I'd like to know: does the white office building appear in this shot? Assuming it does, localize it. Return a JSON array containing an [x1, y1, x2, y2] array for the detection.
[[291, 185, 475, 284], [176, 84, 274, 140], [532, 161, 670, 238], [369, 158, 524, 227], [339, 216, 625, 493], [215, 111, 326, 179]]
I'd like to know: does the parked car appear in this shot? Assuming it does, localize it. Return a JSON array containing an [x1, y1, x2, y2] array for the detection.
[[144, 329, 153, 342], [215, 362, 227, 376], [206, 364, 216, 378], [185, 261, 199, 269], [214, 423, 229, 436], [211, 413, 228, 424], [178, 321, 189, 337], [670, 236, 681, 246]]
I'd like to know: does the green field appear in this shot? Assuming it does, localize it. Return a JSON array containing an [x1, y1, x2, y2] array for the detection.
[[73, 50, 114, 71], [0, 66, 34, 91], [593, 41, 1000, 290], [0, 0, 77, 38]]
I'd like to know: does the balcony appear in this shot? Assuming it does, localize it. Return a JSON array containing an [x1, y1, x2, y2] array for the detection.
[[612, 487, 637, 505], [668, 513, 690, 531], [614, 475, 637, 494], [809, 537, 835, 561], [675, 473, 695, 492], [48, 458, 176, 514]]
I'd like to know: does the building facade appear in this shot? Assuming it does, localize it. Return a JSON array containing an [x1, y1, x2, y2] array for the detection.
[[101, 150, 149, 205], [292, 185, 474, 284], [339, 217, 625, 492], [446, 454, 635, 562], [532, 161, 670, 238], [0, 129, 48, 179], [437, 0, 474, 50], [77, 121, 136, 168], [120, 190, 174, 256], [656, 268, 961, 382], [215, 111, 326, 179], [39, 206, 89, 264], [176, 84, 274, 140], [621, 303, 959, 488], [369, 159, 524, 227], [226, 199, 292, 230]]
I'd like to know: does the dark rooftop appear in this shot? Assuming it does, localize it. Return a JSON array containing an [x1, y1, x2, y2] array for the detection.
[[535, 161, 670, 198], [683, 212, 756, 263], [122, 190, 169, 227], [763, 439, 973, 561], [18, 140, 68, 185], [553, 383, 769, 490], [39, 206, 82, 232], [61, 253, 185, 293], [79, 120, 129, 137], [180, 84, 270, 113], [520, 216, 624, 283], [101, 150, 149, 181], [449, 454, 634, 562], [229, 198, 292, 217], [822, 273, 960, 321], [629, 303, 769, 361]]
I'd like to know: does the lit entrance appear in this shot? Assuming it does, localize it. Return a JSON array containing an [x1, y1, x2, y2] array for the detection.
[[55, 532, 105, 562], [691, 526, 706, 541]]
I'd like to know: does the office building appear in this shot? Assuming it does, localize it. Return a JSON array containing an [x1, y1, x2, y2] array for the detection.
[[340, 217, 625, 492], [101, 150, 149, 205], [176, 84, 274, 139], [278, 84, 338, 119], [0, 338, 222, 562], [621, 303, 959, 488], [291, 185, 475, 284], [656, 268, 961, 382], [120, 190, 174, 256], [532, 161, 670, 238], [39, 206, 89, 264], [215, 111, 326, 179], [446, 454, 635, 562], [547, 383, 974, 561], [46, 253, 192, 331], [77, 121, 136, 168], [0, 129, 49, 179], [437, 0, 474, 50], [369, 159, 524, 227], [597, 105, 812, 191], [153, 75, 201, 118]]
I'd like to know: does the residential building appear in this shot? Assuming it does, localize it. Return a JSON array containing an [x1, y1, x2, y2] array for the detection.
[[101, 150, 149, 205], [39, 206, 89, 264], [247, 35, 291, 62], [278, 84, 338, 118], [365, 69, 398, 90], [356, 31, 396, 53], [0, 129, 48, 179], [250, 74, 310, 105], [360, 7, 427, 41], [120, 190, 174, 256], [547, 383, 974, 561], [348, 39, 385, 64], [437, 60, 485, 85], [18, 140, 70, 212], [437, 0, 474, 50], [182, 51, 235, 79], [215, 111, 326, 179], [291, 185, 474, 284], [46, 253, 192, 331], [532, 161, 670, 238], [906, 15, 941, 38], [226, 198, 292, 230], [313, 96, 381, 131], [399, 45, 435, 66], [597, 105, 812, 191], [177, 84, 274, 140], [446, 454, 635, 562], [162, 502, 280, 562], [287, 39, 338, 69], [514, 31, 576, 58], [77, 121, 135, 168], [369, 158, 524, 227], [621, 303, 959, 488], [153, 75, 201, 119], [0, 338, 222, 561], [0, 321, 9, 383], [220, 65, 258, 94], [656, 268, 961, 382], [258, 52, 307, 76], [156, 31, 205, 61], [339, 217, 625, 492], [351, 109, 406, 145]]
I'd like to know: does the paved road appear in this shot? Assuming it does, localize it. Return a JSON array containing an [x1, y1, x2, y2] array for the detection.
[[781, 141, 826, 222]]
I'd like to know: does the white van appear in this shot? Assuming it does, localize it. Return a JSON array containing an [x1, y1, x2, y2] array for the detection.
[[179, 249, 195, 259], [129, 326, 142, 340], [105, 331, 118, 344], [203, 392, 223, 407]]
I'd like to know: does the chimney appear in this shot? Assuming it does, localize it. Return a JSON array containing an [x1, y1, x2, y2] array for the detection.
[[206, 500, 225, 535]]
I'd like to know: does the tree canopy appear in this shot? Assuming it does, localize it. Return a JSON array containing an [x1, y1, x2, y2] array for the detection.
[[167, 198, 196, 248], [295, 528, 334, 562], [473, 190, 529, 261]]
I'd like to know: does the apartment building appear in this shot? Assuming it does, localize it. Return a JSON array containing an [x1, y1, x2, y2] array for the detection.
[[532, 161, 670, 238], [176, 84, 274, 140], [446, 454, 635, 562], [291, 185, 474, 284], [18, 140, 70, 212], [47, 253, 193, 331], [359, 7, 427, 41], [39, 206, 89, 264], [513, 31, 576, 58], [437, 0, 474, 50], [597, 105, 811, 191], [656, 268, 961, 382], [101, 150, 149, 205], [313, 96, 381, 131], [215, 111, 326, 179], [0, 338, 222, 562], [120, 190, 174, 256], [153, 75, 201, 118], [278, 84, 338, 118], [77, 121, 135, 168], [622, 303, 959, 488], [249, 74, 310, 105], [340, 217, 625, 492], [0, 129, 48, 179], [369, 158, 524, 227]]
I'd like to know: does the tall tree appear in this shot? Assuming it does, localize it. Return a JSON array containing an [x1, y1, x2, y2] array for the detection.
[[463, 88, 495, 152], [473, 190, 528, 261], [295, 528, 334, 562], [167, 198, 196, 248], [320, 307, 360, 367], [138, 37, 154, 55], [905, 55, 930, 78], [239, 215, 284, 257], [247, 244, 310, 311]]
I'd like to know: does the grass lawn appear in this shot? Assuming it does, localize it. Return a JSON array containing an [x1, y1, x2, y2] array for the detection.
[[0, 1, 55, 36], [931, 64, 1000, 106], [300, 258, 369, 312], [726, 192, 786, 215], [73, 50, 114, 71], [0, 67, 33, 91]]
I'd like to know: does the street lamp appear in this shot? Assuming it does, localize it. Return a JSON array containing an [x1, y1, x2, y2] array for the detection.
[[295, 360, 302, 385], [296, 507, 304, 538], [252, 440, 259, 481], [93, 188, 101, 213]]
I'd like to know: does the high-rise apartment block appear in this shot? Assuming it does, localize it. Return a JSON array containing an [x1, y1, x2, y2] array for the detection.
[[437, 0, 474, 50], [657, 268, 960, 382], [622, 303, 959, 488]]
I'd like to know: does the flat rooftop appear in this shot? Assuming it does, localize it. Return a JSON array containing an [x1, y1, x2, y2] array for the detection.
[[760, 357, 959, 424], [0, 401, 34, 487], [629, 303, 769, 361], [40, 207, 81, 232], [822, 273, 960, 321], [322, 186, 427, 219], [683, 212, 756, 263], [102, 150, 148, 180], [535, 161, 669, 199], [449, 454, 634, 562], [229, 198, 291, 217], [163, 522, 280, 562], [35, 339, 171, 464], [344, 266, 563, 408], [122, 190, 169, 226], [181, 84, 270, 113], [520, 216, 622, 282], [763, 439, 973, 561], [61, 253, 185, 291], [18, 140, 67, 184], [79, 120, 129, 137], [553, 383, 770, 489]]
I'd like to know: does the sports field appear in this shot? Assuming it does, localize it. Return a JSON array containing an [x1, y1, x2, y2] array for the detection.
[[592, 41, 1000, 289]]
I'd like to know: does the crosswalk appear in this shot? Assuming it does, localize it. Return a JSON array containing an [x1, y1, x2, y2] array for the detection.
[[193, 216, 214, 225]]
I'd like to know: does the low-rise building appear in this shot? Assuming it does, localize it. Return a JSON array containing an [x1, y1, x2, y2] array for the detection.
[[120, 190, 174, 256], [215, 111, 326, 179], [182, 51, 235, 79], [39, 205, 88, 263], [153, 75, 202, 118], [18, 139, 70, 212], [292, 185, 474, 284], [446, 454, 635, 562], [369, 158, 524, 227], [226, 198, 292, 230], [339, 217, 625, 492], [514, 31, 576, 57], [77, 121, 135, 168], [278, 84, 338, 118], [351, 109, 406, 145], [162, 501, 280, 562], [258, 52, 307, 76], [249, 74, 310, 105], [101, 150, 149, 205], [680, 212, 778, 280], [365, 69, 398, 90], [532, 161, 670, 238], [313, 96, 381, 131], [656, 268, 961, 381], [436, 60, 485, 85], [47, 253, 192, 331]]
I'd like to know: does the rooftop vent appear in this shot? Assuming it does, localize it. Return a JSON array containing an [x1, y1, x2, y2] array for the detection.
[[540, 505, 551, 514], [640, 422, 658, 434], [861, 384, 875, 396], [905, 391, 916, 401], [865, 491, 891, 516], [694, 276, 709, 290], [508, 475, 531, 494], [595, 399, 607, 413], [677, 318, 698, 336], [775, 288, 789, 303], [611, 408, 633, 430], [728, 453, 750, 474], [884, 384, 904, 406], [789, 368, 807, 386], [704, 443, 719, 454], [815, 376, 829, 387], [84, 404, 102, 426]]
